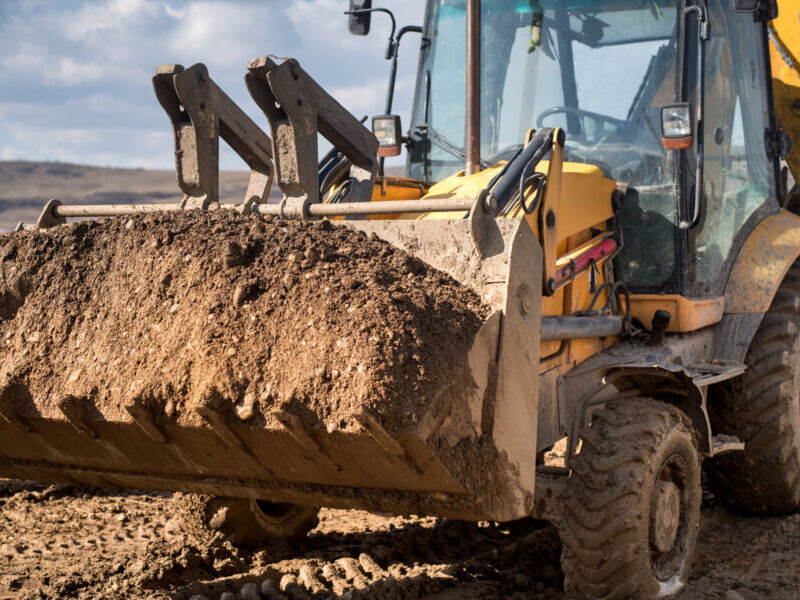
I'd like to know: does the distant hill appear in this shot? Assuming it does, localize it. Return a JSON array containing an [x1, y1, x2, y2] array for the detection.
[[0, 161, 408, 231], [0, 161, 254, 231]]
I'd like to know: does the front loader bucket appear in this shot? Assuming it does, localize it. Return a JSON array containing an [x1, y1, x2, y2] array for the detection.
[[0, 211, 541, 521]]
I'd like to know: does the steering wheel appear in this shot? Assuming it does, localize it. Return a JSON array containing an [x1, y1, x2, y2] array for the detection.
[[536, 106, 626, 133]]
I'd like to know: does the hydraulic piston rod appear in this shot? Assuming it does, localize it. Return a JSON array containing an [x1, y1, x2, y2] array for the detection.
[[540, 315, 624, 341]]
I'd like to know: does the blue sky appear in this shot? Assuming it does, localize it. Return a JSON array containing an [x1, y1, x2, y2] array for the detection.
[[0, 0, 426, 169]]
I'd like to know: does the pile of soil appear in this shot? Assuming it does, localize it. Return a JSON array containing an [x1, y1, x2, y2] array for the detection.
[[0, 211, 487, 433], [1, 481, 798, 599]]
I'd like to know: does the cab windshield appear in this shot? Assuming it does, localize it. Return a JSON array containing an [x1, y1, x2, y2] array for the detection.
[[409, 0, 680, 188], [408, 0, 777, 296]]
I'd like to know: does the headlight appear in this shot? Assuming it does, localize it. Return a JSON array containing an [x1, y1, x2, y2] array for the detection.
[[372, 115, 403, 157], [660, 103, 693, 149]]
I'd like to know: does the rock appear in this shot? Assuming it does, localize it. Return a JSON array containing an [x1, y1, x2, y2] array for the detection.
[[220, 593, 235, 600], [298, 565, 326, 593], [224, 241, 250, 268], [232, 279, 263, 307], [725, 591, 746, 600], [233, 285, 248, 307], [189, 596, 209, 600], [303, 246, 320, 265], [238, 582, 259, 600], [261, 578, 285, 599], [279, 574, 312, 600], [358, 552, 383, 577], [314, 219, 332, 231], [235, 393, 257, 421]]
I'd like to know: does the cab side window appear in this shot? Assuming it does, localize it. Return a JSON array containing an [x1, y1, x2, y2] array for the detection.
[[689, 0, 777, 294]]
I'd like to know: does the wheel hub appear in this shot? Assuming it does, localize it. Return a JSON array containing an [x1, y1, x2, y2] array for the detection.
[[651, 480, 681, 553]]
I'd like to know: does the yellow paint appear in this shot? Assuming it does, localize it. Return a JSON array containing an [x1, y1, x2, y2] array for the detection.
[[327, 176, 428, 221], [419, 158, 616, 237], [371, 177, 428, 202], [539, 135, 564, 292], [417, 164, 504, 220], [629, 295, 725, 332], [726, 209, 800, 313], [423, 157, 619, 373], [770, 10, 800, 180], [517, 161, 617, 242]]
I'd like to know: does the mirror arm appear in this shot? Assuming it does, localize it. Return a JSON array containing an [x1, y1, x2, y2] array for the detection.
[[680, 2, 709, 231], [379, 24, 422, 176], [385, 26, 423, 115]]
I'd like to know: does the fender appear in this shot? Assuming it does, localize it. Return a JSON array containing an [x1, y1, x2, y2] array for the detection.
[[558, 330, 747, 459], [716, 210, 800, 361]]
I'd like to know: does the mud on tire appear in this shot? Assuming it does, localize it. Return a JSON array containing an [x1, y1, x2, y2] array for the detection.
[[559, 398, 701, 599], [177, 494, 319, 549], [707, 262, 800, 514]]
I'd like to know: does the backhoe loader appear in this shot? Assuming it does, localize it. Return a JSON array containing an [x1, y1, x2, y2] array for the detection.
[[2, 0, 800, 598]]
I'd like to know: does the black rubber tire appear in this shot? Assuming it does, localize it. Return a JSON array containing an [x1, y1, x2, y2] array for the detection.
[[707, 263, 800, 514], [178, 494, 319, 548], [560, 399, 701, 600]]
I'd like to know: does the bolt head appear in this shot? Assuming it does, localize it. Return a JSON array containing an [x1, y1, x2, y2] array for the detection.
[[483, 192, 497, 213]]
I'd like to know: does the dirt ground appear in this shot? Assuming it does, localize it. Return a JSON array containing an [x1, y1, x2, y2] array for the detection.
[[0, 480, 798, 600]]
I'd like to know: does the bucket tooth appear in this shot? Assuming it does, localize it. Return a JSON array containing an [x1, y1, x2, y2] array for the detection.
[[272, 410, 344, 471], [274, 410, 320, 453], [193, 386, 244, 449], [0, 381, 31, 434], [123, 396, 168, 443], [57, 395, 98, 438], [356, 413, 404, 457]]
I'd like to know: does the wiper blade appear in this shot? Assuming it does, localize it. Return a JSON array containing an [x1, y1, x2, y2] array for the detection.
[[422, 126, 491, 169]]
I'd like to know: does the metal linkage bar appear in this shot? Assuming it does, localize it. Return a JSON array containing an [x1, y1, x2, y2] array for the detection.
[[245, 56, 379, 218], [27, 196, 476, 229], [153, 63, 274, 211], [54, 204, 182, 218], [254, 197, 474, 218]]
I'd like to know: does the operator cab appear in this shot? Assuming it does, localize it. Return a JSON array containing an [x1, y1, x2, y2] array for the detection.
[[407, 0, 780, 300]]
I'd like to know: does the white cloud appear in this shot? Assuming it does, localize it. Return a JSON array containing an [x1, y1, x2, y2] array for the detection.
[[50, 58, 107, 85], [284, 0, 364, 51], [330, 79, 388, 115], [168, 2, 277, 68], [2, 123, 173, 169], [61, 0, 162, 41], [163, 3, 185, 19], [0, 0, 427, 168], [0, 42, 48, 73]]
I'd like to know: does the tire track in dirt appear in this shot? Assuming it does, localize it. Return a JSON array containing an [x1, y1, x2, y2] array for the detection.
[[0, 481, 798, 599]]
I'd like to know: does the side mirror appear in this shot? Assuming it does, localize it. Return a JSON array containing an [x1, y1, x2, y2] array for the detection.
[[730, 0, 759, 12], [660, 103, 694, 150], [348, 0, 372, 36], [372, 115, 403, 157]]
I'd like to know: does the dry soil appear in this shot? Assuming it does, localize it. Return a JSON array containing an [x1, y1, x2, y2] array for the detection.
[[0, 480, 798, 599]]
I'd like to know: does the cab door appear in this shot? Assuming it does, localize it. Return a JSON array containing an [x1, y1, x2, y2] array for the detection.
[[685, 0, 780, 297]]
